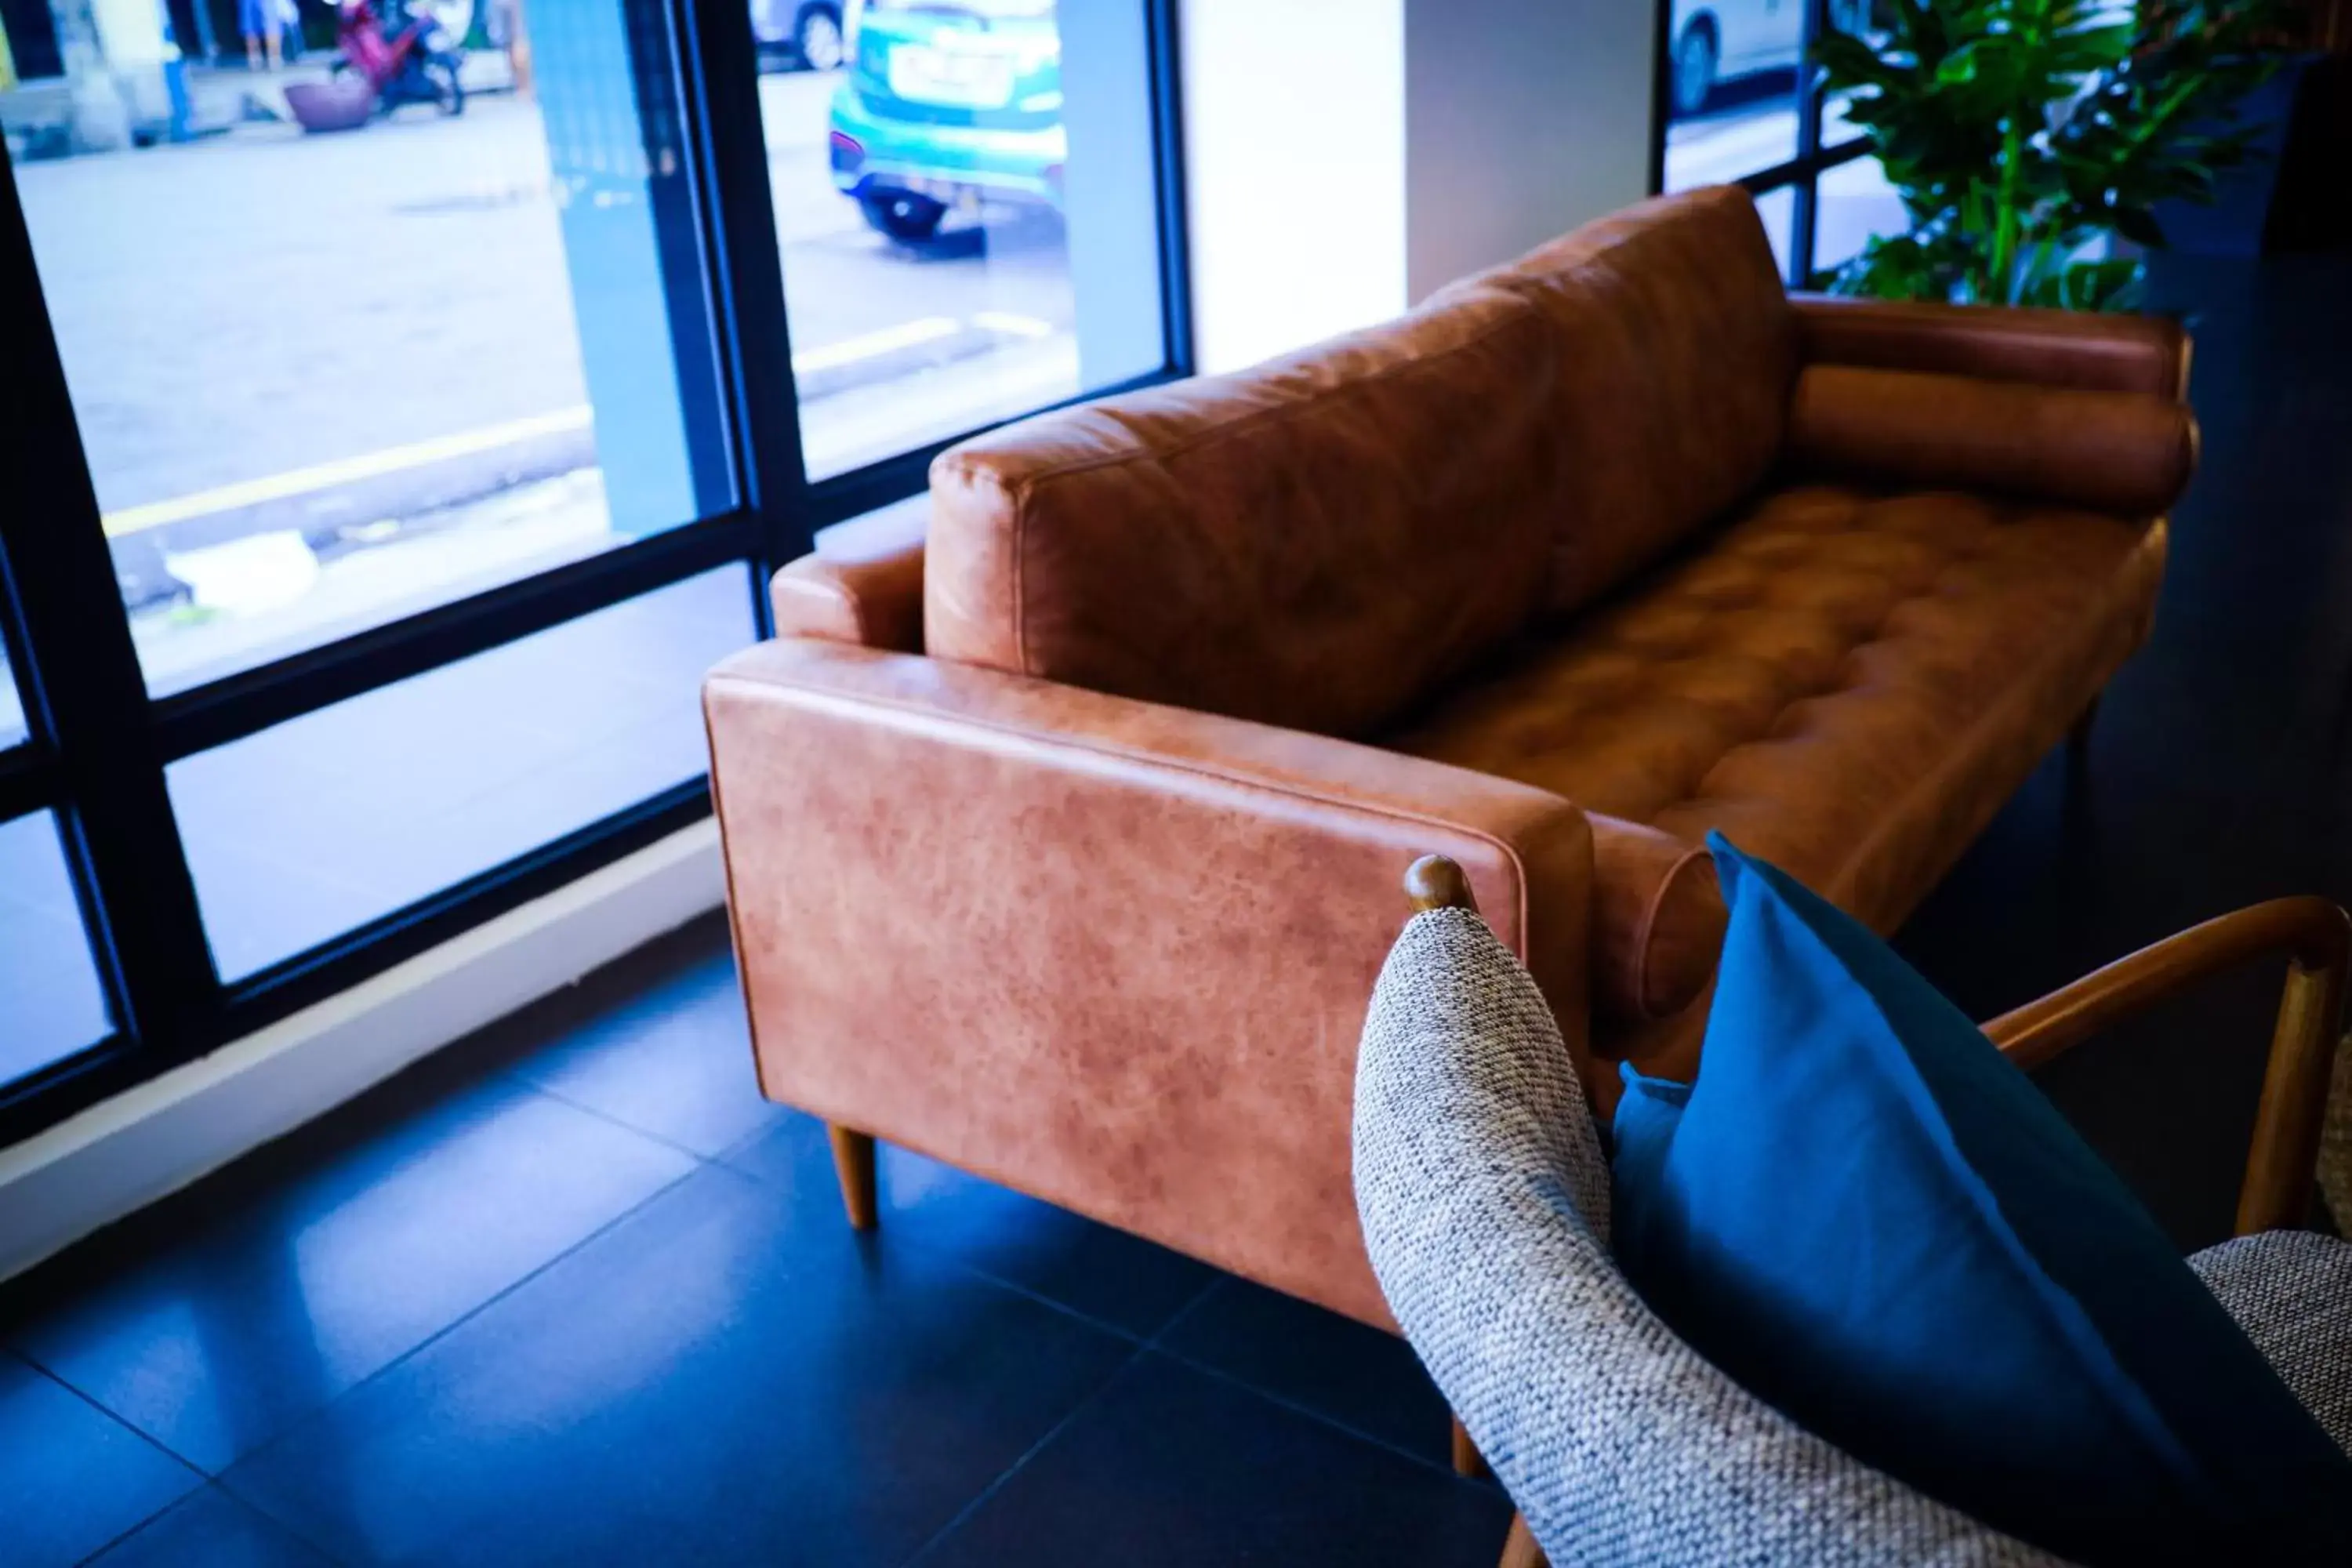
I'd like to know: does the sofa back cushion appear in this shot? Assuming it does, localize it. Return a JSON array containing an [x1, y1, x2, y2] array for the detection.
[[925, 285, 1562, 738], [1462, 185, 1798, 614], [1787, 363, 2198, 518], [924, 187, 1795, 738]]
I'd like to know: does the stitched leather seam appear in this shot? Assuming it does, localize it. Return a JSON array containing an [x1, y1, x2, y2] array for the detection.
[[1823, 519, 2163, 914], [937, 465, 1032, 675], [1634, 844, 1711, 1020], [707, 667, 1569, 962], [700, 689, 775, 1101], [1798, 306, 2181, 395], [837, 576, 876, 646], [931, 295, 1544, 499]]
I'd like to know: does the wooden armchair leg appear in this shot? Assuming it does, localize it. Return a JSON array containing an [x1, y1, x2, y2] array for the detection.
[[1450, 1414, 1489, 1479], [1497, 1512, 1547, 1568], [826, 1124, 878, 1231]]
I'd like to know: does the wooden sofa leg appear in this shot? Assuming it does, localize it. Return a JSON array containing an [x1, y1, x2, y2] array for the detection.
[[826, 1124, 878, 1230], [2069, 695, 2101, 757], [1450, 1414, 1489, 1479], [1497, 1512, 1547, 1568]]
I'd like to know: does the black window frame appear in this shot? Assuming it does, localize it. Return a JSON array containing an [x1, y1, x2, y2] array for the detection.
[[0, 0, 1194, 1147], [1650, 0, 1878, 285]]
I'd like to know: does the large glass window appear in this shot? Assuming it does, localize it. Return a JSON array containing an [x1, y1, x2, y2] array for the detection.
[[1754, 183, 1797, 281], [0, 811, 111, 1085], [771, 0, 1168, 477], [1662, 0, 1807, 192], [1, 641, 23, 750], [1659, 0, 1897, 287], [16, 1, 733, 699], [169, 568, 753, 981], [0, 0, 1184, 1138], [1813, 152, 1905, 279]]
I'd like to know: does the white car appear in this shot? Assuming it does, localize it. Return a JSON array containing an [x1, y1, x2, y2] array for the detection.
[[1668, 0, 1870, 118], [752, 0, 848, 71]]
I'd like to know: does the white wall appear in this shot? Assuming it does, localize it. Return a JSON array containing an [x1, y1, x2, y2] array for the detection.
[[1403, 0, 1657, 303], [1179, 0, 1410, 373], [1178, 0, 1656, 374]]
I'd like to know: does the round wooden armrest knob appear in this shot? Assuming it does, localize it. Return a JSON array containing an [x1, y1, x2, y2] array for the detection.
[[1404, 855, 1479, 914]]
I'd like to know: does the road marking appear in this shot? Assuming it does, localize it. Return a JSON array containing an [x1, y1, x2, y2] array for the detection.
[[971, 310, 1055, 339], [102, 312, 1044, 539], [102, 407, 595, 539], [791, 315, 962, 374]]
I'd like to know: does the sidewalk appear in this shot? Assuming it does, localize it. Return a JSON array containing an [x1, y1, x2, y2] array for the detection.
[[1, 53, 518, 161], [4, 62, 1081, 699]]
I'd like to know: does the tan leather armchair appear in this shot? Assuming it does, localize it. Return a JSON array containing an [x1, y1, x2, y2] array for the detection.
[[702, 187, 2196, 1340]]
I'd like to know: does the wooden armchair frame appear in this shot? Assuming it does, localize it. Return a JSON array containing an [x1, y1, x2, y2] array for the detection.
[[1401, 858, 2350, 1568], [1980, 895, 2349, 1237]]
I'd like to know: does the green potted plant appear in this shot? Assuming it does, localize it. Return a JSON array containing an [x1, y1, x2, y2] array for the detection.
[[1813, 0, 2288, 309]]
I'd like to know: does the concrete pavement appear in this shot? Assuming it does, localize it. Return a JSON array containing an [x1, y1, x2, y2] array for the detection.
[[11, 67, 1079, 692]]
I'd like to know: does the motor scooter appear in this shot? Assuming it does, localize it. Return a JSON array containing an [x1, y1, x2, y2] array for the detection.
[[332, 0, 466, 118]]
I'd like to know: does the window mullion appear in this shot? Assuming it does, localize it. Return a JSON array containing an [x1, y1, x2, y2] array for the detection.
[[0, 145, 220, 1060]]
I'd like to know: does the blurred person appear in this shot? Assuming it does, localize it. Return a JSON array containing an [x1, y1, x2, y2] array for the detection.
[[241, 0, 284, 71], [489, 0, 528, 96]]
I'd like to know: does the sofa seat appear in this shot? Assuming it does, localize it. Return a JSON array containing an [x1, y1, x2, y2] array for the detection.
[[1392, 482, 2167, 1062], [709, 187, 2199, 1328]]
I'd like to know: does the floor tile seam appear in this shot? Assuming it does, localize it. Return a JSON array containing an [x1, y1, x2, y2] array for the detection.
[[695, 1124, 1214, 1347], [203, 1473, 363, 1567], [706, 1114, 797, 1176], [1145, 1341, 1474, 1483], [916, 1254, 1163, 1346], [11, 1344, 211, 1485], [68, 1508, 182, 1568], [894, 1338, 1156, 1568], [492, 1065, 741, 1167], [196, 1160, 707, 1487], [67, 1486, 359, 1568], [1138, 1277, 1221, 1352]]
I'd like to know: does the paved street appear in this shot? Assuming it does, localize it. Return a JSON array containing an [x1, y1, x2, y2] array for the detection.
[[0, 66, 1083, 1044], [18, 70, 1074, 513], [0, 64, 1907, 1063], [4, 67, 1076, 695]]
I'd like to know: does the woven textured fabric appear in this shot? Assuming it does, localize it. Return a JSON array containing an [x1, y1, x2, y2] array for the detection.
[[1352, 908, 2062, 1566], [2191, 1231, 2352, 1457]]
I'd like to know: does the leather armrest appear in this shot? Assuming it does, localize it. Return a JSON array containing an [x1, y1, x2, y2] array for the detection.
[[769, 513, 926, 652], [1588, 817, 1725, 1025], [1787, 363, 2198, 518], [1792, 293, 2190, 399], [701, 639, 1592, 1326]]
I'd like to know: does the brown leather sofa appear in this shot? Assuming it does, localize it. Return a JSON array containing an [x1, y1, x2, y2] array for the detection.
[[703, 187, 2194, 1332]]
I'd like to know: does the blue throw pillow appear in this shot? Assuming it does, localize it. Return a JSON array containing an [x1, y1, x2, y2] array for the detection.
[[1611, 833, 2352, 1566]]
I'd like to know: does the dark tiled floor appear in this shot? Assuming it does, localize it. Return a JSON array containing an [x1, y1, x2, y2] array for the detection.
[[5, 251, 2350, 1565], [0, 915, 1508, 1566]]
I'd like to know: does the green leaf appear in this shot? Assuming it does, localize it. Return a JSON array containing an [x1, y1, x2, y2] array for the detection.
[[1809, 0, 2287, 304]]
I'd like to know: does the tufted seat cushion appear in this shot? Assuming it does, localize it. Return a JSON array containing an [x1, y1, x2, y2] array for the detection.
[[1390, 483, 2167, 1037], [710, 189, 2198, 1337]]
